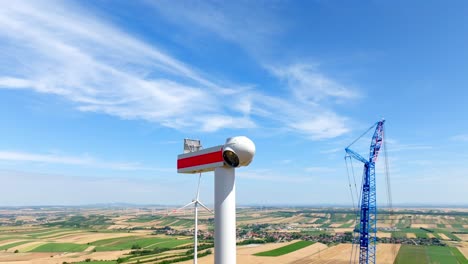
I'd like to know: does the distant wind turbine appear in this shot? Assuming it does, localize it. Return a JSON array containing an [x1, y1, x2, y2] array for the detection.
[[177, 173, 213, 264]]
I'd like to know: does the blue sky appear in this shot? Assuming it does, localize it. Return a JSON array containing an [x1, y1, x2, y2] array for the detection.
[[1, 0, 467, 206]]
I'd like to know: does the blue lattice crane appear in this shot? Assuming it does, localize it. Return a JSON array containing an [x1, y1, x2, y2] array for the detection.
[[345, 120, 385, 264]]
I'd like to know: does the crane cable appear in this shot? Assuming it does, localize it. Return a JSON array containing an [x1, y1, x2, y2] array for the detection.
[[345, 156, 356, 212], [346, 155, 365, 264], [382, 126, 397, 260], [346, 123, 377, 149], [345, 156, 357, 264]]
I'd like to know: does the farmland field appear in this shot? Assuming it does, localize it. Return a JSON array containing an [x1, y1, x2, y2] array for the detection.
[[394, 245, 468, 264], [29, 242, 89, 252], [0, 206, 467, 263], [0, 241, 30, 250], [90, 236, 191, 251], [254, 240, 315, 256]]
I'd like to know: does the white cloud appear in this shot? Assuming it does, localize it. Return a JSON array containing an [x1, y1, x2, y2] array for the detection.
[[0, 150, 167, 171], [383, 138, 433, 153], [149, 2, 357, 139], [270, 64, 359, 103], [0, 0, 356, 140], [0, 0, 250, 132], [148, 0, 283, 55], [250, 92, 350, 139], [451, 134, 468, 142]]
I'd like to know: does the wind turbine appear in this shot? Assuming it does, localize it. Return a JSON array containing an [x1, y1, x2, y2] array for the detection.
[[178, 173, 213, 264]]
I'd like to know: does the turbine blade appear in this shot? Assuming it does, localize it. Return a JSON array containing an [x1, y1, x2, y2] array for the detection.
[[196, 173, 202, 200], [197, 201, 213, 214], [176, 201, 195, 211]]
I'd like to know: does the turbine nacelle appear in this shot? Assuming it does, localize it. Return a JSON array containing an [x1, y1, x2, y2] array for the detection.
[[222, 136, 256, 168]]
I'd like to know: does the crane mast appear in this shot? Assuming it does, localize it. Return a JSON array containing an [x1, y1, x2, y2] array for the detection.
[[345, 120, 385, 264]]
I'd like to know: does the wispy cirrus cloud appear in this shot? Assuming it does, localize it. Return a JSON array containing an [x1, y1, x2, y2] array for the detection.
[[0, 0, 356, 140], [149, 1, 357, 139], [0, 0, 253, 132], [148, 0, 284, 56], [269, 64, 359, 103], [249, 92, 350, 139], [0, 150, 167, 171]]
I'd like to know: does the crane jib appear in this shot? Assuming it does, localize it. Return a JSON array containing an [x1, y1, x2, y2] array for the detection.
[[345, 119, 385, 264]]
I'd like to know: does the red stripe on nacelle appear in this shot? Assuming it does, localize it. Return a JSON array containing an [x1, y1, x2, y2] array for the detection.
[[177, 149, 224, 169]]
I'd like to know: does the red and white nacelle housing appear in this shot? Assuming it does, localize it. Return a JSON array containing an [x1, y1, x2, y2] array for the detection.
[[177, 136, 255, 174]]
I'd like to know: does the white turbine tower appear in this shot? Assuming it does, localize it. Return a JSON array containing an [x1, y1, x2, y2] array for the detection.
[[178, 173, 213, 264]]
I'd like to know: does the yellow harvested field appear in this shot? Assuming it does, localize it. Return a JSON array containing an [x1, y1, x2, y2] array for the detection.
[[0, 252, 52, 262], [455, 234, 468, 241], [308, 218, 319, 223], [406, 233, 416, 239], [427, 233, 435, 238], [15, 216, 36, 222], [312, 213, 326, 217], [0, 240, 26, 247], [375, 244, 400, 263], [377, 223, 393, 228], [38, 230, 84, 238], [178, 243, 400, 264], [334, 228, 354, 233], [7, 242, 45, 253], [107, 224, 129, 229], [239, 217, 280, 225], [84, 246, 95, 252], [54, 232, 142, 243], [458, 246, 468, 259], [275, 215, 305, 224], [438, 233, 451, 240], [57, 250, 131, 263], [301, 244, 399, 264], [377, 232, 392, 238], [0, 250, 130, 264]]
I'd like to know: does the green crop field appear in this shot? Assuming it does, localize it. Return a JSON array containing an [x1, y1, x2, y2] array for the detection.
[[450, 247, 468, 264], [127, 216, 161, 223], [29, 242, 89, 252], [300, 230, 328, 236], [89, 236, 137, 246], [149, 239, 191, 249], [394, 245, 467, 264], [91, 236, 191, 251], [340, 222, 355, 228], [391, 231, 407, 238], [254, 241, 315, 257], [0, 236, 25, 242], [0, 241, 31, 250]]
